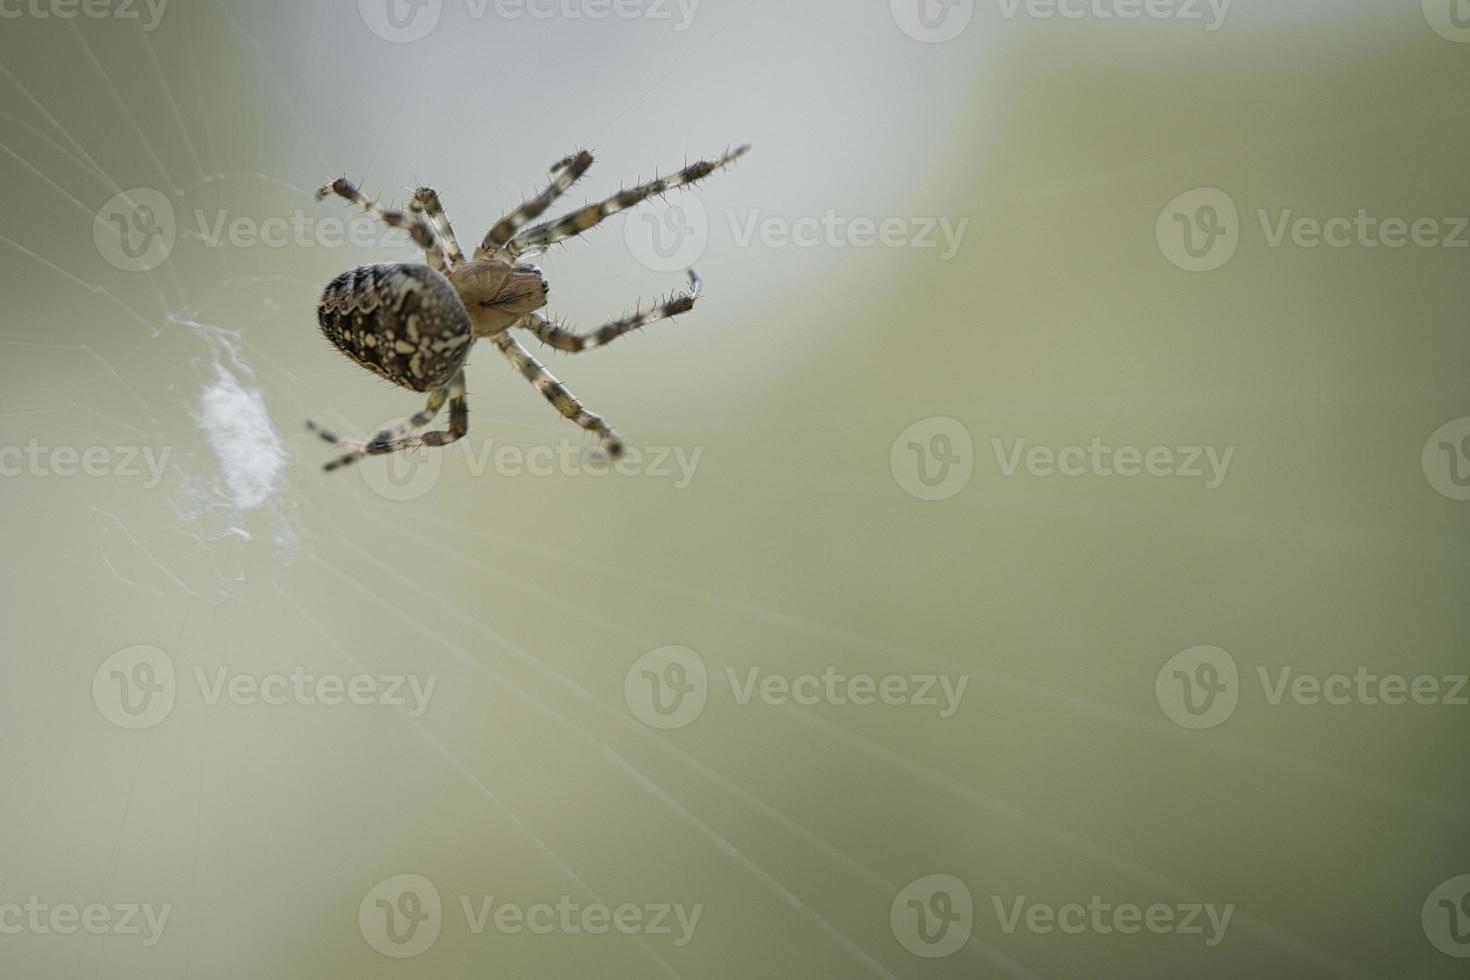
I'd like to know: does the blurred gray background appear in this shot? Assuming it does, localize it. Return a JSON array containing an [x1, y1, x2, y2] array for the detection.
[[0, 0, 1467, 977]]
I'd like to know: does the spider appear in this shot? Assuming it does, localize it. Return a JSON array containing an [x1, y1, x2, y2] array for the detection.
[[305, 144, 749, 471]]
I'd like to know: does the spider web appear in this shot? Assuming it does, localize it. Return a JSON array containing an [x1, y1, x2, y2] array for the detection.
[[0, 3, 1457, 979], [0, 6, 994, 977]]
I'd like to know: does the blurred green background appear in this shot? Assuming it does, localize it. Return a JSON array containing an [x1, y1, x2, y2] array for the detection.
[[0, 1, 1467, 977]]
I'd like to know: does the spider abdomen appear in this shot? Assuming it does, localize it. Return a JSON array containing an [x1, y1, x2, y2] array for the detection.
[[317, 263, 473, 392]]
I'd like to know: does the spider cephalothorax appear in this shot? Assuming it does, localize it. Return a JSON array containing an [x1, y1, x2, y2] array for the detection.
[[305, 145, 748, 471]]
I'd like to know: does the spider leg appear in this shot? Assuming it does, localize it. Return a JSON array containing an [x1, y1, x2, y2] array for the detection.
[[476, 150, 594, 259], [506, 145, 749, 257], [490, 332, 624, 459], [411, 186, 465, 269], [315, 177, 447, 268], [308, 384, 448, 450], [514, 270, 702, 353], [409, 201, 447, 274], [308, 378, 465, 472]]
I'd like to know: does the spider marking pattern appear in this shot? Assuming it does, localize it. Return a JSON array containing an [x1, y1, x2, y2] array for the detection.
[[305, 144, 749, 472]]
